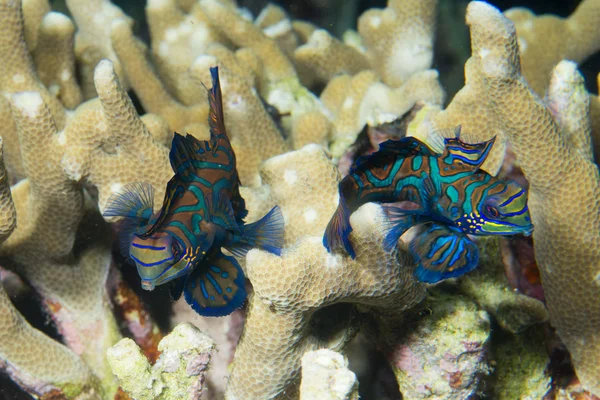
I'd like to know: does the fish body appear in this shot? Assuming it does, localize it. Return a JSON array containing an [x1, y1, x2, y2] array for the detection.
[[323, 127, 533, 283], [105, 67, 284, 316]]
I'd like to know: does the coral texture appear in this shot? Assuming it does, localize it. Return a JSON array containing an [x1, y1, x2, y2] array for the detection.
[[467, 1, 600, 394], [231, 145, 426, 399], [504, 0, 600, 95], [1, 0, 599, 398]]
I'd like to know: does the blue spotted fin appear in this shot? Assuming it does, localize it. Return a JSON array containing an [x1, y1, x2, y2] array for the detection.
[[322, 195, 355, 259], [103, 182, 155, 259], [442, 126, 496, 169], [184, 251, 246, 317], [410, 223, 479, 283], [382, 207, 431, 252], [226, 206, 285, 258]]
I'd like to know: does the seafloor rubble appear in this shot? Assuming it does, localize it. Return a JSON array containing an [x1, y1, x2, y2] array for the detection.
[[0, 0, 599, 399]]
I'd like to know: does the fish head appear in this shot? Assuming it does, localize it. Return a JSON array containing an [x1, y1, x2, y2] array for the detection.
[[129, 232, 195, 290], [456, 180, 533, 236]]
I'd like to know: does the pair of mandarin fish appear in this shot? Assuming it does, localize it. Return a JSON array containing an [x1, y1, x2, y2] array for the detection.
[[105, 67, 533, 317]]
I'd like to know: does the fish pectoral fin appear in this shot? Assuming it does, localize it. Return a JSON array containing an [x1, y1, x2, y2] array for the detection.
[[183, 251, 247, 317], [227, 206, 285, 258], [211, 190, 240, 233], [102, 181, 156, 259], [168, 276, 187, 301], [410, 223, 479, 284], [323, 196, 355, 259], [381, 206, 430, 252]]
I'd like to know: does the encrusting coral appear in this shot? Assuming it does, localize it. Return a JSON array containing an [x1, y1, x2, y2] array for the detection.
[[467, 1, 600, 394], [299, 349, 358, 400], [108, 323, 215, 400]]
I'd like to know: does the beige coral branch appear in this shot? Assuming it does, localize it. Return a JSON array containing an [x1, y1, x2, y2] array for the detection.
[[61, 59, 172, 214], [31, 11, 83, 109], [358, 0, 438, 87], [505, 0, 600, 95], [294, 29, 370, 83], [110, 18, 208, 134], [0, 136, 99, 398], [467, 1, 600, 394], [65, 0, 132, 98], [230, 145, 425, 398], [0, 0, 66, 179]]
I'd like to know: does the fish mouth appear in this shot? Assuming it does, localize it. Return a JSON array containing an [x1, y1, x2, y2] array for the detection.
[[141, 280, 156, 291], [522, 225, 534, 237]]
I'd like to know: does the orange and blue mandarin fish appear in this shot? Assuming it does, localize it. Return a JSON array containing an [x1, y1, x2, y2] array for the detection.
[[323, 126, 533, 284], [104, 67, 284, 317]]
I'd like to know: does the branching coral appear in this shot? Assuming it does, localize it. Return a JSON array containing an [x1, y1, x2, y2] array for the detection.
[[231, 145, 426, 399], [1, 0, 599, 398], [467, 1, 600, 394], [357, 0, 438, 88], [504, 0, 600, 95]]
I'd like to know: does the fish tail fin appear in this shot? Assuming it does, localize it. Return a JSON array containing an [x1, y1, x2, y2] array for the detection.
[[381, 206, 427, 252], [184, 251, 247, 317], [410, 224, 479, 284], [322, 195, 355, 259], [227, 206, 285, 258]]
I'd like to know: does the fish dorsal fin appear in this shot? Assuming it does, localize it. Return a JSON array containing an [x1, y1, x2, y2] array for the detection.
[[354, 137, 434, 170], [206, 66, 228, 154], [442, 126, 496, 169], [378, 137, 435, 156], [169, 133, 199, 177]]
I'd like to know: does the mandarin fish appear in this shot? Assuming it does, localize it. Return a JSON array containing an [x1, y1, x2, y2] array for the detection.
[[104, 67, 284, 316], [323, 126, 533, 283]]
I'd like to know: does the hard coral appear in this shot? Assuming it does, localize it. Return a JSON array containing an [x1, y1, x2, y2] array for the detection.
[[504, 0, 600, 95], [468, 1, 600, 394], [230, 145, 425, 399]]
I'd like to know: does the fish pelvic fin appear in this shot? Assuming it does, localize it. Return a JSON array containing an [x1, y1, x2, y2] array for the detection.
[[184, 251, 246, 317], [322, 195, 355, 259], [382, 206, 430, 252], [103, 182, 155, 259], [226, 206, 285, 258], [410, 223, 479, 284]]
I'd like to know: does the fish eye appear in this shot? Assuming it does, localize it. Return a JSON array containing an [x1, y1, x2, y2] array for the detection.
[[171, 241, 183, 260], [486, 205, 500, 218]]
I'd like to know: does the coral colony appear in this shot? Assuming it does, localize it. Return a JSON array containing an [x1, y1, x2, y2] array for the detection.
[[0, 0, 599, 399]]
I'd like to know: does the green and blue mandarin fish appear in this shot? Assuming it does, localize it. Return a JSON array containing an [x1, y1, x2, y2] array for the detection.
[[323, 126, 533, 283], [104, 67, 284, 317]]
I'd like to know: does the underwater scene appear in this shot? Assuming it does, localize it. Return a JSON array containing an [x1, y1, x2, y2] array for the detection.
[[0, 0, 599, 398]]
